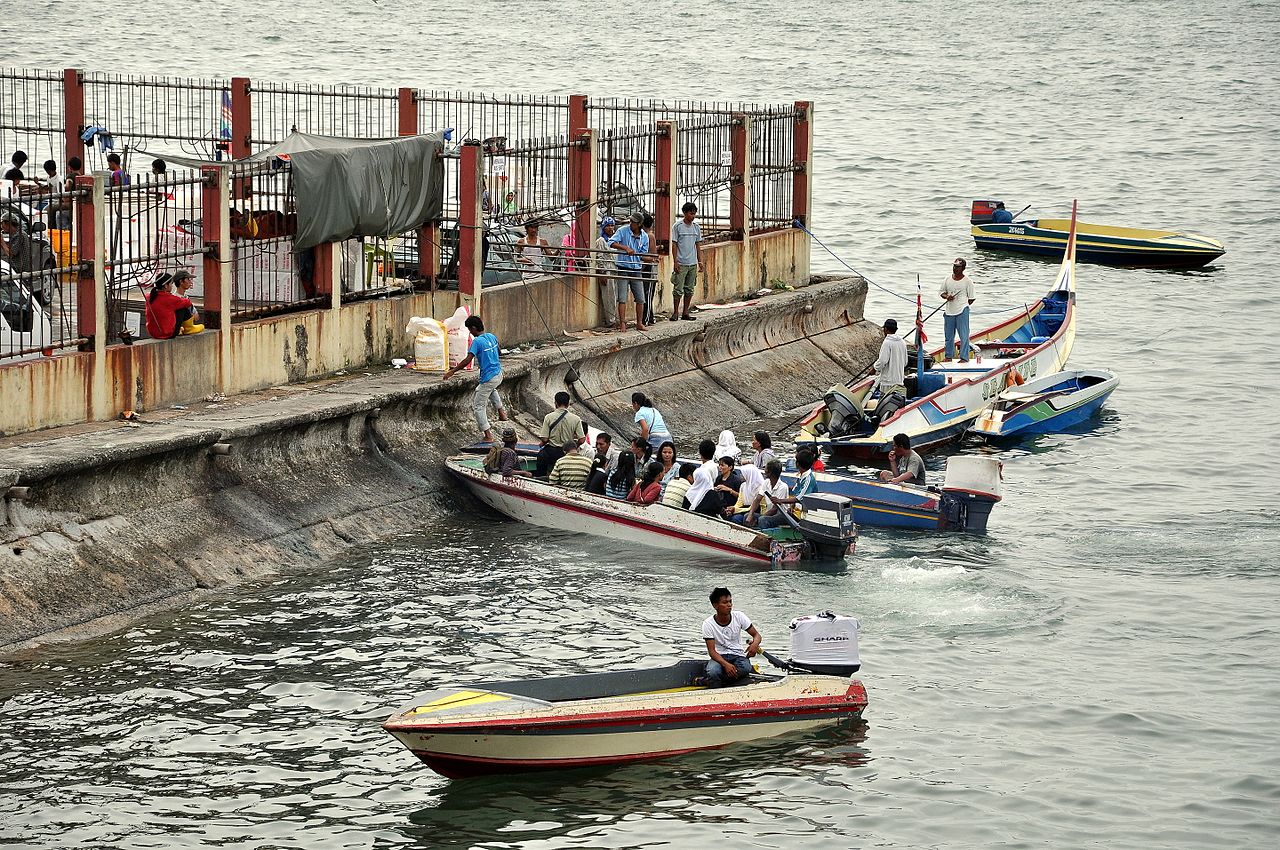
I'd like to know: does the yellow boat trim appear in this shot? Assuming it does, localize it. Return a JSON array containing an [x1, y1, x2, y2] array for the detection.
[[409, 690, 511, 715]]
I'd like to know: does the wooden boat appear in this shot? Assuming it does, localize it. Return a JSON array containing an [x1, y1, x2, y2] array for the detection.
[[969, 368, 1118, 439], [782, 456, 1003, 533], [384, 613, 868, 778], [445, 455, 857, 565], [794, 204, 1082, 464], [969, 200, 1224, 268]]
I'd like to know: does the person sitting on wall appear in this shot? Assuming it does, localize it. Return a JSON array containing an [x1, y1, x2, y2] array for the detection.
[[172, 270, 204, 334], [991, 201, 1014, 224], [144, 272, 202, 340]]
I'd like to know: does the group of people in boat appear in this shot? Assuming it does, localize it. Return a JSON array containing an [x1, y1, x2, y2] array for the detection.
[[484, 389, 840, 529]]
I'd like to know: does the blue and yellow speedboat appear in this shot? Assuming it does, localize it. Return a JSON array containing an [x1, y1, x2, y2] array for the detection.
[[970, 200, 1224, 268]]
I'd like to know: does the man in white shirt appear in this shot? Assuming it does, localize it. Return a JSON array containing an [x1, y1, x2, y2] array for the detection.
[[873, 318, 908, 395], [683, 438, 719, 511], [745, 460, 791, 528], [939, 258, 977, 361], [700, 587, 762, 687]]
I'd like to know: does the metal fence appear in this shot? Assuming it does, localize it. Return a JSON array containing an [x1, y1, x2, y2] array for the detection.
[[749, 109, 801, 231], [251, 81, 399, 150], [103, 172, 208, 343], [81, 71, 231, 171], [416, 91, 569, 149], [0, 68, 65, 185], [1, 186, 83, 360]]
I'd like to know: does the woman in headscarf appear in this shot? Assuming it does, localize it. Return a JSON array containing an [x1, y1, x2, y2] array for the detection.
[[713, 430, 741, 462]]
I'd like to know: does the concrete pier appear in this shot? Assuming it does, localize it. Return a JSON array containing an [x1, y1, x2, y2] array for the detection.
[[0, 276, 874, 650]]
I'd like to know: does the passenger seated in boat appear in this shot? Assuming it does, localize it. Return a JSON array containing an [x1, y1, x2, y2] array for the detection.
[[991, 201, 1014, 224], [486, 428, 530, 480], [698, 456, 744, 517], [604, 451, 637, 499], [700, 587, 762, 688], [657, 441, 678, 487], [584, 433, 621, 494], [759, 451, 818, 528], [661, 462, 697, 508], [630, 436, 653, 467], [878, 433, 926, 485], [744, 460, 792, 528], [549, 440, 594, 489], [626, 462, 664, 505], [683, 439, 719, 511], [727, 464, 765, 523], [535, 391, 587, 477]]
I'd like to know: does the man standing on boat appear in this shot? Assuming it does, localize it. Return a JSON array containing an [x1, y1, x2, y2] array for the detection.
[[535, 391, 587, 477], [701, 587, 762, 687], [939, 258, 976, 362], [873, 318, 908, 396]]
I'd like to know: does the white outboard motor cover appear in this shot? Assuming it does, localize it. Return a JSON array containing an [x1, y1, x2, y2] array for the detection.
[[941, 456, 1003, 502], [789, 612, 860, 671]]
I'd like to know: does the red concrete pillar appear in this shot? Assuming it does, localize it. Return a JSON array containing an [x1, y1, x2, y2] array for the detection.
[[397, 87, 418, 137], [200, 166, 224, 329], [73, 174, 99, 345], [568, 94, 589, 137], [418, 222, 440, 290], [655, 121, 675, 256], [457, 141, 484, 301], [312, 243, 335, 297], [63, 68, 85, 167], [231, 77, 252, 160], [792, 101, 812, 227], [568, 129, 596, 274], [729, 113, 750, 240]]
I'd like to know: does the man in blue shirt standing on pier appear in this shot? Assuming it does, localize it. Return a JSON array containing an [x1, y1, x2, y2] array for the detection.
[[608, 211, 654, 332]]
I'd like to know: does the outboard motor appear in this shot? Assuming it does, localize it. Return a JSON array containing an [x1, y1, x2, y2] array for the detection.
[[823, 385, 866, 438], [870, 390, 906, 427], [939, 456, 1003, 533], [794, 493, 858, 558], [787, 611, 861, 675], [970, 199, 1000, 224]]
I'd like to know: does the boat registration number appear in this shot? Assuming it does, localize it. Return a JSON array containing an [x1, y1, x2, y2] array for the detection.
[[1008, 227, 1025, 235], [981, 361, 1038, 400]]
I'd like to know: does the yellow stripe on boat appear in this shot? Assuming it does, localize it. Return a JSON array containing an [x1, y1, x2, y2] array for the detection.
[[409, 690, 511, 714]]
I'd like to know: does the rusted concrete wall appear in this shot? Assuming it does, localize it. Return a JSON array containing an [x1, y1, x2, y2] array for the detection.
[[0, 276, 874, 649], [0, 229, 808, 436]]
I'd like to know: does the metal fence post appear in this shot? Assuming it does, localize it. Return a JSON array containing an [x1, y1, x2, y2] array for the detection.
[[201, 164, 233, 392], [730, 113, 751, 243], [74, 173, 109, 419], [655, 121, 676, 256], [569, 94, 589, 137], [231, 77, 252, 159], [458, 140, 484, 309], [63, 68, 85, 167], [568, 128, 597, 269], [792, 101, 812, 227], [399, 87, 438, 289], [397, 87, 418, 136]]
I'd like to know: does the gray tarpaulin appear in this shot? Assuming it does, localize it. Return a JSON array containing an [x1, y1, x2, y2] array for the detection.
[[277, 133, 445, 252]]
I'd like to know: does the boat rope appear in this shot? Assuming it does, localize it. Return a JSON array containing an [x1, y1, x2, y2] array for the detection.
[[790, 219, 1035, 317]]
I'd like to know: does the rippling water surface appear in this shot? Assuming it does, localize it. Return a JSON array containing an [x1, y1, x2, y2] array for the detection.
[[4, 1, 1280, 847]]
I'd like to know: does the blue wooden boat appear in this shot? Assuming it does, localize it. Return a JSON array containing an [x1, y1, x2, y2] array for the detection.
[[781, 456, 1003, 533], [968, 368, 1118, 439], [970, 200, 1224, 269]]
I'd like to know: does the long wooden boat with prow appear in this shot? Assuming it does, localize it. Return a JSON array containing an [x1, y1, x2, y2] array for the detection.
[[795, 201, 1081, 464]]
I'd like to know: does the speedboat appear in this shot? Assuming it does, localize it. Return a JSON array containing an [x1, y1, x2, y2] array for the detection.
[[783, 456, 1003, 533], [445, 455, 857, 566], [795, 202, 1082, 464], [969, 368, 1118, 439], [970, 200, 1224, 268], [384, 612, 868, 778]]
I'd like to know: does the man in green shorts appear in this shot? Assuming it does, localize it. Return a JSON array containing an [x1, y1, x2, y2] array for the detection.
[[670, 201, 702, 321]]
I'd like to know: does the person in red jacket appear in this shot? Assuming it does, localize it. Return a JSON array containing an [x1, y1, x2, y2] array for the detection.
[[144, 272, 198, 339]]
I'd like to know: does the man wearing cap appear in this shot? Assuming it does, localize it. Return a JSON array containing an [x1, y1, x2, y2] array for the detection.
[[493, 427, 530, 480], [608, 211, 654, 332], [172, 269, 204, 334], [991, 202, 1014, 224], [873, 318, 908, 396], [593, 217, 619, 328]]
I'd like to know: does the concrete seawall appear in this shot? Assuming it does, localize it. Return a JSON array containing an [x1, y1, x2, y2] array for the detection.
[[0, 276, 876, 650]]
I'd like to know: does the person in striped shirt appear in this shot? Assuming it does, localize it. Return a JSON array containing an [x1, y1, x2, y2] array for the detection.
[[549, 440, 594, 489]]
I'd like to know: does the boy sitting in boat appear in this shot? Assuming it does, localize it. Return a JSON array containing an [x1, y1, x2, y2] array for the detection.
[[701, 587, 763, 687]]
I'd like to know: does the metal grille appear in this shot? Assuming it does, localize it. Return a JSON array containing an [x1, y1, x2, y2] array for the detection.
[[250, 82, 399, 149], [677, 116, 737, 238], [415, 91, 569, 148], [81, 72, 231, 171], [749, 111, 799, 230], [102, 172, 208, 343], [597, 124, 660, 224], [1, 187, 84, 359], [228, 162, 318, 319], [0, 69, 65, 181]]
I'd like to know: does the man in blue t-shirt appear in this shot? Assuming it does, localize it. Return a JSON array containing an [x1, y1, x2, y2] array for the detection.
[[443, 315, 508, 442], [608, 211, 654, 332], [991, 202, 1014, 224]]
